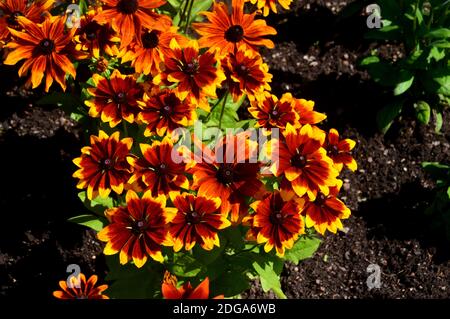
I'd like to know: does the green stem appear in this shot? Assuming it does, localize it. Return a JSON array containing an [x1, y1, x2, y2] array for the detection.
[[412, 0, 421, 49], [122, 121, 128, 137], [179, 0, 189, 28], [233, 244, 259, 257], [218, 92, 228, 130], [184, 0, 195, 34]]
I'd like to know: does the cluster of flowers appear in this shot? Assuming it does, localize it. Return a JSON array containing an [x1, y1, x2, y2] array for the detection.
[[1, 0, 356, 299]]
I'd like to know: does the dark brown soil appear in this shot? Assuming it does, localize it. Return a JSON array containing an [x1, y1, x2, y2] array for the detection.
[[1, 0, 449, 299]]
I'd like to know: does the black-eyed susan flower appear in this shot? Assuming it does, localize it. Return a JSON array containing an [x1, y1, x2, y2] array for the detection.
[[162, 277, 223, 299], [97, 190, 175, 267], [289, 95, 327, 125], [167, 193, 230, 252], [74, 9, 120, 59], [85, 69, 144, 127], [138, 89, 196, 137], [0, 0, 54, 41], [221, 48, 272, 102], [94, 0, 171, 48], [193, 0, 276, 56], [189, 133, 263, 223], [121, 26, 188, 76], [270, 124, 339, 200], [127, 137, 189, 197], [53, 273, 109, 299], [4, 15, 76, 92], [303, 180, 351, 235], [161, 39, 225, 111], [246, 0, 293, 17], [325, 129, 357, 172], [248, 92, 299, 130], [246, 190, 305, 256], [73, 130, 133, 200]]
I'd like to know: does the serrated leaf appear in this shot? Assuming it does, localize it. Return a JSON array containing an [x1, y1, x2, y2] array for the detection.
[[68, 214, 107, 232], [414, 101, 431, 125], [394, 71, 414, 95], [252, 261, 286, 299], [283, 236, 321, 264]]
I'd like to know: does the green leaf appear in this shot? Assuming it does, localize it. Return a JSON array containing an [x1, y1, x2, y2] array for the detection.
[[414, 101, 431, 125], [78, 0, 88, 14], [192, 243, 225, 266], [428, 46, 446, 63], [359, 56, 398, 86], [447, 187, 450, 199], [365, 25, 402, 41], [68, 214, 107, 232], [203, 94, 245, 128], [210, 271, 250, 298], [169, 253, 204, 278], [252, 261, 287, 299], [190, 0, 213, 21], [435, 111, 443, 132], [394, 70, 414, 95], [283, 236, 321, 264], [425, 28, 450, 39], [422, 68, 450, 96], [78, 191, 114, 216], [376, 100, 403, 134], [422, 162, 450, 180], [166, 0, 181, 9]]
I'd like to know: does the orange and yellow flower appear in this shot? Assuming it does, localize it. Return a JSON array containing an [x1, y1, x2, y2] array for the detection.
[[74, 9, 120, 59], [167, 193, 230, 251], [73, 130, 133, 200], [162, 277, 223, 299], [138, 89, 196, 137], [249, 92, 299, 130], [270, 124, 339, 200], [94, 0, 171, 48], [325, 129, 357, 172], [302, 180, 351, 235], [0, 0, 54, 41], [189, 133, 263, 223], [127, 137, 189, 197], [121, 26, 188, 76], [53, 273, 109, 299], [85, 69, 144, 127], [97, 190, 175, 267], [245, 190, 304, 256], [193, 0, 276, 56], [221, 48, 271, 102], [162, 39, 225, 111], [290, 95, 327, 125], [4, 15, 76, 92], [246, 0, 293, 17]]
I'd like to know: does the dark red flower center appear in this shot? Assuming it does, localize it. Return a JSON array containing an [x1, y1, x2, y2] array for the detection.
[[291, 153, 307, 168], [314, 193, 328, 206], [185, 211, 202, 225], [131, 220, 146, 234], [183, 59, 200, 76], [84, 22, 100, 40], [118, 0, 139, 14], [154, 163, 168, 175], [38, 39, 55, 55], [142, 30, 160, 49], [101, 158, 113, 170], [160, 93, 180, 116], [114, 92, 127, 104], [225, 25, 244, 43], [327, 144, 340, 157], [216, 165, 234, 185], [235, 63, 250, 78], [7, 11, 23, 26], [269, 211, 284, 225]]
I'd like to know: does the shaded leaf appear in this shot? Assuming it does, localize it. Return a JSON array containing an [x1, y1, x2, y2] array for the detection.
[[283, 236, 321, 264], [68, 214, 107, 232]]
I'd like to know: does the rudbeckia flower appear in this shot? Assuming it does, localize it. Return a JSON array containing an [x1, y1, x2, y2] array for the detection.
[[303, 180, 351, 235], [4, 15, 76, 92], [53, 273, 109, 299], [193, 0, 276, 56], [74, 9, 120, 59], [221, 49, 272, 102], [270, 124, 339, 200], [127, 137, 189, 197], [97, 190, 175, 267], [246, 0, 293, 17], [167, 193, 231, 252], [188, 133, 263, 223], [325, 129, 357, 172], [94, 0, 171, 48], [85, 69, 144, 127], [162, 277, 223, 299], [246, 190, 305, 256], [121, 26, 188, 76], [248, 92, 299, 130], [162, 39, 225, 111], [138, 89, 196, 137], [0, 0, 54, 41], [289, 95, 327, 125], [73, 130, 133, 200]]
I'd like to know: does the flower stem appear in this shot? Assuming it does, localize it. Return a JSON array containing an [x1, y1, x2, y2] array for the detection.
[[184, 0, 195, 34], [218, 92, 228, 130], [122, 121, 128, 137]]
